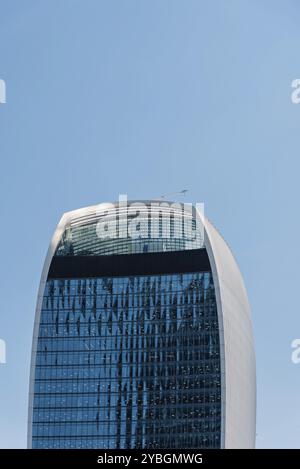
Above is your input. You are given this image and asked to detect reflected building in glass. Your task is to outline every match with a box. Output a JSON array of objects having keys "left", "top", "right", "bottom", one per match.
[{"left": 28, "top": 200, "right": 256, "bottom": 449}]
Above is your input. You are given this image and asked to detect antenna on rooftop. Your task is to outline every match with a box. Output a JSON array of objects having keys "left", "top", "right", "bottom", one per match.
[{"left": 157, "top": 189, "right": 188, "bottom": 201}]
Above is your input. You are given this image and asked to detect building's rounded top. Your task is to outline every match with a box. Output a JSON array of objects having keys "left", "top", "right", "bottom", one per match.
[{"left": 56, "top": 199, "right": 205, "bottom": 257}]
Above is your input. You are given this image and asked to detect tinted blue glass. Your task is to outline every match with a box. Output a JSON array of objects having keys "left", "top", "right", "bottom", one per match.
[
  {"left": 55, "top": 209, "right": 203, "bottom": 256},
  {"left": 32, "top": 271, "right": 221, "bottom": 449}
]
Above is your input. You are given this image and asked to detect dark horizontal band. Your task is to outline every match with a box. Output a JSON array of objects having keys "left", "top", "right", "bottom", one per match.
[
  {"left": 47, "top": 249, "right": 211, "bottom": 279},
  {"left": 0, "top": 449, "right": 296, "bottom": 463}
]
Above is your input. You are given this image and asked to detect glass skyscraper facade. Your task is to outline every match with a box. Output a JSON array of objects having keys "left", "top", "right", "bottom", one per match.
[
  {"left": 28, "top": 201, "right": 256, "bottom": 449},
  {"left": 33, "top": 272, "right": 220, "bottom": 449}
]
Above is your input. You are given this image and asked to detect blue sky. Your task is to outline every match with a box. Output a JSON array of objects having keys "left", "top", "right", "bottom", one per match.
[{"left": 0, "top": 0, "right": 300, "bottom": 448}]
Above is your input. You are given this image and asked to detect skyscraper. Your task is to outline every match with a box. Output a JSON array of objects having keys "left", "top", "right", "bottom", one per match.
[{"left": 28, "top": 200, "right": 256, "bottom": 449}]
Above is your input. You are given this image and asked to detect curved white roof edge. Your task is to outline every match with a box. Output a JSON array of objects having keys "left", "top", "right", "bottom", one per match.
[{"left": 200, "top": 210, "right": 256, "bottom": 448}]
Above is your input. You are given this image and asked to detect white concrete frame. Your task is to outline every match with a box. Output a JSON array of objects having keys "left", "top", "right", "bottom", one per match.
[
  {"left": 201, "top": 213, "right": 256, "bottom": 448},
  {"left": 28, "top": 202, "right": 256, "bottom": 448}
]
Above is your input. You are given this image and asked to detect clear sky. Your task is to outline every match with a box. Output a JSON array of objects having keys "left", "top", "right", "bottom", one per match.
[{"left": 0, "top": 0, "right": 300, "bottom": 448}]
